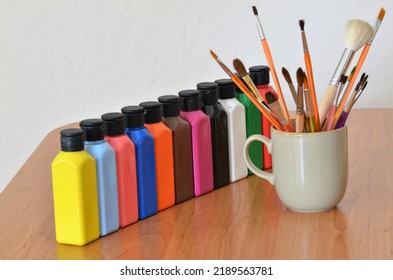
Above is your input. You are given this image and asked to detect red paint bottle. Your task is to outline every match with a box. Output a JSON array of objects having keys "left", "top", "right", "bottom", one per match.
[
  {"left": 101, "top": 112, "right": 138, "bottom": 227},
  {"left": 249, "top": 66, "right": 277, "bottom": 170}
]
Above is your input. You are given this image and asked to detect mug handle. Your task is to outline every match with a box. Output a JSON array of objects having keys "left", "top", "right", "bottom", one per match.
[{"left": 243, "top": 134, "right": 275, "bottom": 185}]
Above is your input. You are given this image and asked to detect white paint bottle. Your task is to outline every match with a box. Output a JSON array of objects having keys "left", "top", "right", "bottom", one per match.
[{"left": 215, "top": 78, "right": 248, "bottom": 182}]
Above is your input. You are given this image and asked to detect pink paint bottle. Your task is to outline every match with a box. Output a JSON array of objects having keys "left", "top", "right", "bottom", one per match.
[
  {"left": 101, "top": 112, "right": 138, "bottom": 227},
  {"left": 178, "top": 89, "right": 214, "bottom": 196}
]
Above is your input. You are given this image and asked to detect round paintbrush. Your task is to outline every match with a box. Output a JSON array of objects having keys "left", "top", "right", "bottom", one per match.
[
  {"left": 319, "top": 19, "right": 374, "bottom": 123},
  {"left": 265, "top": 91, "right": 293, "bottom": 132},
  {"left": 296, "top": 68, "right": 305, "bottom": 133},
  {"left": 281, "top": 67, "right": 297, "bottom": 106}
]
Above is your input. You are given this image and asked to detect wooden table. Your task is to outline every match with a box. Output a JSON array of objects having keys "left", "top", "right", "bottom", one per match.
[{"left": 0, "top": 109, "right": 392, "bottom": 260}]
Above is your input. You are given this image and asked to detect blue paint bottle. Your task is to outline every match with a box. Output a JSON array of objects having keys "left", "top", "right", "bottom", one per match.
[
  {"left": 79, "top": 119, "right": 119, "bottom": 236},
  {"left": 121, "top": 106, "right": 158, "bottom": 219}
]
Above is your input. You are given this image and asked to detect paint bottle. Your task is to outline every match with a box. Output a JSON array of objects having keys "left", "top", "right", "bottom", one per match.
[
  {"left": 51, "top": 128, "right": 99, "bottom": 246},
  {"left": 249, "top": 65, "right": 277, "bottom": 169},
  {"left": 121, "top": 105, "right": 158, "bottom": 219},
  {"left": 215, "top": 78, "right": 248, "bottom": 182},
  {"left": 158, "top": 95, "right": 194, "bottom": 204},
  {"left": 101, "top": 112, "right": 138, "bottom": 227},
  {"left": 139, "top": 101, "right": 175, "bottom": 211},
  {"left": 197, "top": 82, "right": 230, "bottom": 189},
  {"left": 234, "top": 76, "right": 263, "bottom": 175},
  {"left": 79, "top": 119, "right": 119, "bottom": 236},
  {"left": 178, "top": 89, "right": 214, "bottom": 196}
]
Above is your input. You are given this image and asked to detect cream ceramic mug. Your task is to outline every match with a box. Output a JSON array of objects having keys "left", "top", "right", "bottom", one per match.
[{"left": 243, "top": 126, "right": 348, "bottom": 212}]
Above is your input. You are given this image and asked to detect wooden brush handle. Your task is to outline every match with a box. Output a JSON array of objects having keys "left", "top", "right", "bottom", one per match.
[
  {"left": 304, "top": 54, "right": 320, "bottom": 131},
  {"left": 319, "top": 84, "right": 337, "bottom": 124},
  {"left": 296, "top": 113, "right": 304, "bottom": 133}
]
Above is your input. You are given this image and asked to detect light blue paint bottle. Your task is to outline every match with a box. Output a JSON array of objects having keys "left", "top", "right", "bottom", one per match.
[
  {"left": 80, "top": 119, "right": 119, "bottom": 236},
  {"left": 121, "top": 106, "right": 158, "bottom": 219}
]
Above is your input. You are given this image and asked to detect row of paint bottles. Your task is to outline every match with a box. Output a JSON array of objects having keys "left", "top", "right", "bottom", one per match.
[{"left": 51, "top": 76, "right": 260, "bottom": 246}]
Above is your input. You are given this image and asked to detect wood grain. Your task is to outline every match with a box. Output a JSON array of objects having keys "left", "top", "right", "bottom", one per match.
[{"left": 0, "top": 109, "right": 392, "bottom": 259}]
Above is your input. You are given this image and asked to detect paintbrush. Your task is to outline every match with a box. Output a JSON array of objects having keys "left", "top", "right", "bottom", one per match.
[
  {"left": 303, "top": 74, "right": 316, "bottom": 132},
  {"left": 233, "top": 58, "right": 264, "bottom": 103},
  {"left": 318, "top": 19, "right": 374, "bottom": 123},
  {"left": 252, "top": 6, "right": 291, "bottom": 124},
  {"left": 334, "top": 8, "right": 385, "bottom": 127},
  {"left": 296, "top": 68, "right": 305, "bottom": 133},
  {"left": 209, "top": 50, "right": 284, "bottom": 131},
  {"left": 299, "top": 19, "right": 320, "bottom": 131},
  {"left": 335, "top": 74, "right": 368, "bottom": 129},
  {"left": 281, "top": 67, "right": 297, "bottom": 106},
  {"left": 265, "top": 92, "right": 294, "bottom": 132},
  {"left": 323, "top": 75, "right": 348, "bottom": 131},
  {"left": 233, "top": 58, "right": 293, "bottom": 132}
]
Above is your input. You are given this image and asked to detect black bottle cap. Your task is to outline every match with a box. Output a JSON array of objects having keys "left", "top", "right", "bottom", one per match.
[
  {"left": 121, "top": 105, "right": 145, "bottom": 128},
  {"left": 178, "top": 89, "right": 202, "bottom": 111},
  {"left": 196, "top": 82, "right": 219, "bottom": 106},
  {"left": 60, "top": 128, "right": 85, "bottom": 152},
  {"left": 214, "top": 78, "right": 235, "bottom": 99},
  {"left": 158, "top": 95, "right": 181, "bottom": 117},
  {"left": 139, "top": 101, "right": 163, "bottom": 123},
  {"left": 101, "top": 112, "right": 125, "bottom": 136},
  {"left": 249, "top": 65, "right": 270, "bottom": 85},
  {"left": 234, "top": 73, "right": 244, "bottom": 94},
  {"left": 79, "top": 119, "right": 105, "bottom": 141}
]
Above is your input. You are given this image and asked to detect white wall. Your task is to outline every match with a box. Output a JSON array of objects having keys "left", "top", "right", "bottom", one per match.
[{"left": 1, "top": 0, "right": 392, "bottom": 192}]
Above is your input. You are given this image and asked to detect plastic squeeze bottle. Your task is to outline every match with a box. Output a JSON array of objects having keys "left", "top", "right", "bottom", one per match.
[
  {"left": 249, "top": 65, "right": 277, "bottom": 169},
  {"left": 101, "top": 112, "right": 138, "bottom": 227},
  {"left": 139, "top": 101, "right": 175, "bottom": 211},
  {"left": 197, "top": 82, "right": 230, "bottom": 189},
  {"left": 51, "top": 128, "right": 100, "bottom": 246},
  {"left": 234, "top": 76, "right": 263, "bottom": 174},
  {"left": 121, "top": 105, "right": 158, "bottom": 219},
  {"left": 178, "top": 89, "right": 214, "bottom": 196},
  {"left": 80, "top": 119, "right": 120, "bottom": 236},
  {"left": 215, "top": 78, "right": 248, "bottom": 182},
  {"left": 158, "top": 95, "right": 194, "bottom": 204}
]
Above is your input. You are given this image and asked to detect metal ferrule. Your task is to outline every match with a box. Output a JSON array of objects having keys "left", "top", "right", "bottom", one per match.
[
  {"left": 369, "top": 20, "right": 381, "bottom": 44},
  {"left": 255, "top": 18, "right": 266, "bottom": 40},
  {"left": 296, "top": 86, "right": 304, "bottom": 114},
  {"left": 329, "top": 48, "right": 354, "bottom": 86},
  {"left": 301, "top": 32, "right": 309, "bottom": 52}
]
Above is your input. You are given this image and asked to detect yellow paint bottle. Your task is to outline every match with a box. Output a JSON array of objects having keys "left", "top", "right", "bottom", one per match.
[{"left": 51, "top": 128, "right": 100, "bottom": 246}]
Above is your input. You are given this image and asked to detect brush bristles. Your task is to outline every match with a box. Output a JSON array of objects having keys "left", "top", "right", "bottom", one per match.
[
  {"left": 265, "top": 92, "right": 277, "bottom": 104},
  {"left": 233, "top": 58, "right": 248, "bottom": 77},
  {"left": 296, "top": 68, "right": 305, "bottom": 85},
  {"left": 345, "top": 19, "right": 374, "bottom": 51},
  {"left": 252, "top": 6, "right": 258, "bottom": 16},
  {"left": 210, "top": 49, "right": 217, "bottom": 60},
  {"left": 340, "top": 75, "right": 348, "bottom": 84},
  {"left": 282, "top": 67, "right": 292, "bottom": 84},
  {"left": 299, "top": 20, "right": 305, "bottom": 31},
  {"left": 378, "top": 8, "right": 386, "bottom": 21}
]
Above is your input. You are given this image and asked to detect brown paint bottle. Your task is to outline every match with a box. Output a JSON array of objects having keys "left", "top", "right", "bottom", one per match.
[{"left": 158, "top": 95, "right": 194, "bottom": 204}]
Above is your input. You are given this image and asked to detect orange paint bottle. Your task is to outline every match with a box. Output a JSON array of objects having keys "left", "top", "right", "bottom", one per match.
[{"left": 139, "top": 102, "right": 175, "bottom": 211}]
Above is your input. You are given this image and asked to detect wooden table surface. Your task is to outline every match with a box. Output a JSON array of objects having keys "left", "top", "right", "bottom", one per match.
[{"left": 0, "top": 109, "right": 392, "bottom": 260}]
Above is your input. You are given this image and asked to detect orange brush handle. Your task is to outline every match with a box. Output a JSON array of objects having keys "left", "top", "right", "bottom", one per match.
[
  {"left": 261, "top": 39, "right": 292, "bottom": 126},
  {"left": 231, "top": 75, "right": 285, "bottom": 131},
  {"left": 334, "top": 44, "right": 370, "bottom": 126},
  {"left": 304, "top": 53, "right": 320, "bottom": 131}
]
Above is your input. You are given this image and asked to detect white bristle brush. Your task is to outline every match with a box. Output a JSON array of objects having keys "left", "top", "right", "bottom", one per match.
[{"left": 318, "top": 19, "right": 373, "bottom": 123}]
